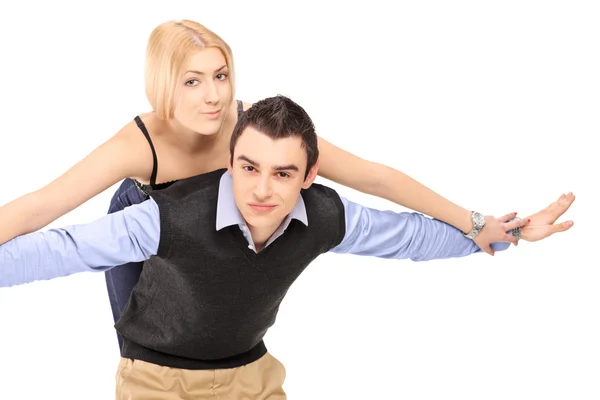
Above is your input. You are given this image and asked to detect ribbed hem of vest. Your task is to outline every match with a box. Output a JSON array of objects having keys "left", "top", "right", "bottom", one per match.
[{"left": 121, "top": 339, "right": 268, "bottom": 370}]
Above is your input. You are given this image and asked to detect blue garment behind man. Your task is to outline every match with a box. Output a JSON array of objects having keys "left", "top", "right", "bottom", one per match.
[{"left": 105, "top": 178, "right": 146, "bottom": 351}]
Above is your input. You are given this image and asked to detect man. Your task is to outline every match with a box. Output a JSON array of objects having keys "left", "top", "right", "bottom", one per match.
[{"left": 0, "top": 96, "right": 574, "bottom": 399}]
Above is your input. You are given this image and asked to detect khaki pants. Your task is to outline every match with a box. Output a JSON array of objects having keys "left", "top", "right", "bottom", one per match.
[{"left": 115, "top": 353, "right": 287, "bottom": 399}]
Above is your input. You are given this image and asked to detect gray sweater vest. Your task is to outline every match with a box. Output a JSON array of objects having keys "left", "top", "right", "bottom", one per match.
[{"left": 115, "top": 169, "right": 346, "bottom": 369}]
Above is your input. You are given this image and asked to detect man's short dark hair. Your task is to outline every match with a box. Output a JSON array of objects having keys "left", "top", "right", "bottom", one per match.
[{"left": 229, "top": 95, "right": 319, "bottom": 178}]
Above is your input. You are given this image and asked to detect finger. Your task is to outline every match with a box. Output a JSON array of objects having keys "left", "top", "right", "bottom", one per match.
[
  {"left": 550, "top": 220, "right": 574, "bottom": 234},
  {"left": 557, "top": 192, "right": 576, "bottom": 215},
  {"left": 503, "top": 218, "right": 530, "bottom": 231},
  {"left": 480, "top": 244, "right": 495, "bottom": 256},
  {"left": 503, "top": 233, "right": 518, "bottom": 246},
  {"left": 498, "top": 212, "right": 518, "bottom": 222},
  {"left": 548, "top": 193, "right": 576, "bottom": 220}
]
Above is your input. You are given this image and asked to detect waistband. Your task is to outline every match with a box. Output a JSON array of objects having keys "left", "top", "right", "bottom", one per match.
[{"left": 121, "top": 338, "right": 268, "bottom": 370}]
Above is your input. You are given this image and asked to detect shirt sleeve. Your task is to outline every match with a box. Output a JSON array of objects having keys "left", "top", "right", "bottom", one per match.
[
  {"left": 330, "top": 196, "right": 510, "bottom": 261},
  {"left": 0, "top": 198, "right": 161, "bottom": 288}
]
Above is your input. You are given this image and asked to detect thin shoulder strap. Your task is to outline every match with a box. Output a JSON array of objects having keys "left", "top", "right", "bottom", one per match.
[
  {"left": 134, "top": 116, "right": 158, "bottom": 186},
  {"left": 236, "top": 100, "right": 244, "bottom": 118}
]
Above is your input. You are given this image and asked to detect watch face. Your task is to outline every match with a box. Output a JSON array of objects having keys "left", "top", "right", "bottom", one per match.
[{"left": 473, "top": 212, "right": 485, "bottom": 228}]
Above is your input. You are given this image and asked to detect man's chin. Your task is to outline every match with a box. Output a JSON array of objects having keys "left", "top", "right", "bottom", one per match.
[{"left": 242, "top": 213, "right": 281, "bottom": 230}]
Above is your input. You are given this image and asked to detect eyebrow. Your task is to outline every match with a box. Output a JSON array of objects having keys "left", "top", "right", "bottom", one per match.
[
  {"left": 184, "top": 65, "right": 228, "bottom": 75},
  {"left": 237, "top": 155, "right": 299, "bottom": 172}
]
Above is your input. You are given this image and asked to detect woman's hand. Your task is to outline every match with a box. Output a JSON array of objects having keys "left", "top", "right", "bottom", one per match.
[
  {"left": 473, "top": 192, "right": 575, "bottom": 254},
  {"left": 520, "top": 192, "right": 575, "bottom": 242}
]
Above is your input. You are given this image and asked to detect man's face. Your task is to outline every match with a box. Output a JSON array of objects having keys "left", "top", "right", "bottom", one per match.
[{"left": 228, "top": 126, "right": 318, "bottom": 233}]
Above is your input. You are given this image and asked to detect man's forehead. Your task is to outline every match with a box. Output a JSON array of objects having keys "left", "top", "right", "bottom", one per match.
[
  {"left": 237, "top": 126, "right": 301, "bottom": 143},
  {"left": 234, "top": 128, "right": 307, "bottom": 166}
]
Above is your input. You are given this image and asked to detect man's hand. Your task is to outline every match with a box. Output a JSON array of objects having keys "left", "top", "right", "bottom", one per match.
[
  {"left": 520, "top": 192, "right": 575, "bottom": 242},
  {"left": 474, "top": 213, "right": 530, "bottom": 255}
]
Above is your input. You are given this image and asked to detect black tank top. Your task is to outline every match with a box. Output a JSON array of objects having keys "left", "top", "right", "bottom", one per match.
[{"left": 133, "top": 100, "right": 245, "bottom": 196}]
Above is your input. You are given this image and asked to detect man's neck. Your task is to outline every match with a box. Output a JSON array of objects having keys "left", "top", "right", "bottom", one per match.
[{"left": 248, "top": 221, "right": 283, "bottom": 252}]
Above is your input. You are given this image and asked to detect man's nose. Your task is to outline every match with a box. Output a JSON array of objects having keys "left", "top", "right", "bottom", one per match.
[{"left": 254, "top": 176, "right": 273, "bottom": 199}]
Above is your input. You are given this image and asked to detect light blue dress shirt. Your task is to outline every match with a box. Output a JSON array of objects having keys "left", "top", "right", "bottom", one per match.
[{"left": 0, "top": 172, "right": 509, "bottom": 287}]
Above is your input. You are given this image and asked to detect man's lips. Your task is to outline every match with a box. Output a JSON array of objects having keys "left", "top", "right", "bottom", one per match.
[{"left": 248, "top": 204, "right": 276, "bottom": 212}]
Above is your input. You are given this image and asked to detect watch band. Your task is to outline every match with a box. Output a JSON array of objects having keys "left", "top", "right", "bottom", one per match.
[
  {"left": 508, "top": 216, "right": 522, "bottom": 241},
  {"left": 464, "top": 211, "right": 486, "bottom": 239}
]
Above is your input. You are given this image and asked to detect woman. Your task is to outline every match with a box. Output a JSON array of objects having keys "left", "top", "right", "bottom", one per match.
[{"left": 0, "top": 20, "right": 519, "bottom": 348}]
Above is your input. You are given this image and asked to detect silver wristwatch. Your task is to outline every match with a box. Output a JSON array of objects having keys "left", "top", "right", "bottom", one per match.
[{"left": 464, "top": 211, "right": 486, "bottom": 239}]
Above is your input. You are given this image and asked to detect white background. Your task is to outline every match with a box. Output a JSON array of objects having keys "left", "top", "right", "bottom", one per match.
[{"left": 0, "top": 1, "right": 597, "bottom": 399}]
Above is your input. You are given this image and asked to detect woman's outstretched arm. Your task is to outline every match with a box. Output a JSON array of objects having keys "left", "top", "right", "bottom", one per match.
[
  {"left": 0, "top": 120, "right": 151, "bottom": 245},
  {"left": 316, "top": 136, "right": 514, "bottom": 255}
]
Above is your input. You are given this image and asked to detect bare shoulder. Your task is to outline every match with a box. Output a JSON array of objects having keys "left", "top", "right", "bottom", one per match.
[
  {"left": 242, "top": 101, "right": 253, "bottom": 111},
  {"left": 116, "top": 111, "right": 165, "bottom": 141},
  {"left": 105, "top": 112, "right": 160, "bottom": 180}
]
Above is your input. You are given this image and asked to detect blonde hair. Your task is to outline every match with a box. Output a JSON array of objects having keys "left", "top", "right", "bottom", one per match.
[{"left": 145, "top": 20, "right": 235, "bottom": 120}]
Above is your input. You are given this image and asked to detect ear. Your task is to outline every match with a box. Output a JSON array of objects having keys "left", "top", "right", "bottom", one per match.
[
  {"left": 301, "top": 159, "right": 320, "bottom": 189},
  {"left": 227, "top": 156, "right": 233, "bottom": 174}
]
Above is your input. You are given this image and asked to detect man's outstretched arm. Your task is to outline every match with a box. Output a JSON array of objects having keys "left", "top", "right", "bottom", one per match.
[
  {"left": 331, "top": 197, "right": 519, "bottom": 261},
  {"left": 0, "top": 199, "right": 160, "bottom": 288}
]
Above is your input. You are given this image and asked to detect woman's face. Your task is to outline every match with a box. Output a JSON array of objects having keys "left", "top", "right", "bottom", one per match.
[{"left": 173, "top": 47, "right": 233, "bottom": 136}]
